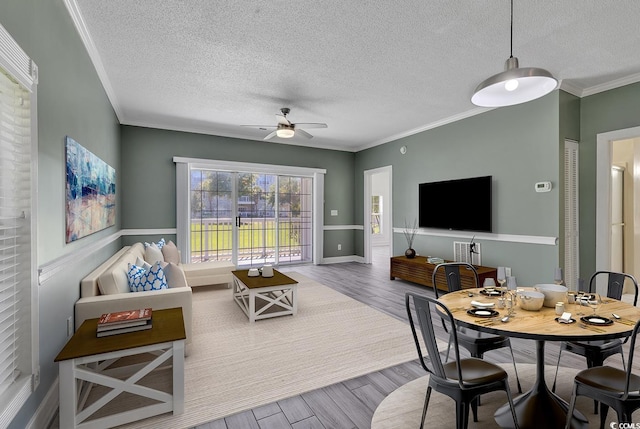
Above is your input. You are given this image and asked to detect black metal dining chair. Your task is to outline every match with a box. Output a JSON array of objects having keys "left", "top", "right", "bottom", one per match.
[
  {"left": 432, "top": 262, "right": 522, "bottom": 393},
  {"left": 406, "top": 292, "right": 520, "bottom": 429},
  {"left": 552, "top": 270, "right": 639, "bottom": 414},
  {"left": 564, "top": 319, "right": 640, "bottom": 429}
]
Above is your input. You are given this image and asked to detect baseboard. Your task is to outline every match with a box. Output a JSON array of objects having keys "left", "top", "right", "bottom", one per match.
[
  {"left": 26, "top": 377, "right": 58, "bottom": 429},
  {"left": 321, "top": 255, "right": 365, "bottom": 264}
]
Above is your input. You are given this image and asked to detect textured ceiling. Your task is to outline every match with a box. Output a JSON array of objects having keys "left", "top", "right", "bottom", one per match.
[{"left": 68, "top": 0, "right": 640, "bottom": 152}]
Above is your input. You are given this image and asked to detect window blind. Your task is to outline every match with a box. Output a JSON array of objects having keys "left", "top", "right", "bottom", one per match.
[
  {"left": 0, "top": 66, "right": 31, "bottom": 401},
  {"left": 564, "top": 140, "right": 579, "bottom": 291}
]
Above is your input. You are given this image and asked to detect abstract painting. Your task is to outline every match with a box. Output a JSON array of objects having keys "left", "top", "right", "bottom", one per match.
[{"left": 65, "top": 136, "right": 116, "bottom": 242}]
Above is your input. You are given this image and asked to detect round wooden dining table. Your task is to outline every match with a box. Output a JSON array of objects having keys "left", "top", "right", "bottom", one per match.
[{"left": 438, "top": 288, "right": 640, "bottom": 429}]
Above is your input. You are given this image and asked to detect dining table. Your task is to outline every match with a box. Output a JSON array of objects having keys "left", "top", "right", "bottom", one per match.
[{"left": 437, "top": 287, "right": 640, "bottom": 429}]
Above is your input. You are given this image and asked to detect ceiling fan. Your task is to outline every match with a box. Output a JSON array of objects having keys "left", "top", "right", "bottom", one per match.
[{"left": 242, "top": 108, "right": 327, "bottom": 140}]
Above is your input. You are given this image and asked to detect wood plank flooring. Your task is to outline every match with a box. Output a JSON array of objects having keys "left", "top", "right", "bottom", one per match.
[{"left": 48, "top": 247, "right": 625, "bottom": 429}]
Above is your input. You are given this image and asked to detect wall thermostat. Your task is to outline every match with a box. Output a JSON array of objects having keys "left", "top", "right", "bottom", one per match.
[{"left": 535, "top": 181, "right": 552, "bottom": 192}]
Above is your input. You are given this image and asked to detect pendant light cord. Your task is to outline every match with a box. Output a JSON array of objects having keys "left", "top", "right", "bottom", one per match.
[{"left": 509, "top": 0, "right": 513, "bottom": 58}]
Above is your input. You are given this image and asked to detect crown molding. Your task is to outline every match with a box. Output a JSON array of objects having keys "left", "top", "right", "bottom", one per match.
[
  {"left": 63, "top": 0, "right": 123, "bottom": 121},
  {"left": 558, "top": 80, "right": 583, "bottom": 97},
  {"left": 581, "top": 72, "right": 640, "bottom": 98}
]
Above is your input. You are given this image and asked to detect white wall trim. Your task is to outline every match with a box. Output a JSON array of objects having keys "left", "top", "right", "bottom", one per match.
[
  {"left": 323, "top": 225, "right": 364, "bottom": 230},
  {"left": 582, "top": 72, "right": 640, "bottom": 98},
  {"left": 393, "top": 228, "right": 558, "bottom": 246},
  {"left": 26, "top": 378, "right": 58, "bottom": 429},
  {"left": 321, "top": 255, "right": 365, "bottom": 264},
  {"left": 121, "top": 228, "right": 177, "bottom": 236}
]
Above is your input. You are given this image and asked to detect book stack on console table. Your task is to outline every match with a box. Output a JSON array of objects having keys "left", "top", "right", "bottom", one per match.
[{"left": 96, "top": 308, "right": 152, "bottom": 337}]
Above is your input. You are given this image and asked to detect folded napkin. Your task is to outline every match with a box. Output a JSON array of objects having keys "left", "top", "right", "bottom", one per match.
[
  {"left": 470, "top": 300, "right": 495, "bottom": 308},
  {"left": 558, "top": 312, "right": 573, "bottom": 323}
]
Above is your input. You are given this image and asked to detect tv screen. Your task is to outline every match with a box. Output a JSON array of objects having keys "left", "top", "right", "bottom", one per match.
[{"left": 418, "top": 176, "right": 492, "bottom": 233}]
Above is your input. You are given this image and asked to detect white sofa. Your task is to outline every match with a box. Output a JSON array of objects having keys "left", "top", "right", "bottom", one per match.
[{"left": 75, "top": 242, "right": 236, "bottom": 343}]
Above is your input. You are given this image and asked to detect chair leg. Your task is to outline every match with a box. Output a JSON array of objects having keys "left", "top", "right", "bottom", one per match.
[
  {"left": 504, "top": 384, "right": 520, "bottom": 429},
  {"left": 455, "top": 400, "right": 470, "bottom": 429},
  {"left": 552, "top": 346, "right": 563, "bottom": 393},
  {"left": 445, "top": 334, "right": 453, "bottom": 362},
  {"left": 470, "top": 396, "right": 479, "bottom": 422},
  {"left": 507, "top": 342, "right": 523, "bottom": 393},
  {"left": 599, "top": 403, "right": 609, "bottom": 429},
  {"left": 420, "top": 386, "right": 432, "bottom": 429},
  {"left": 565, "top": 384, "right": 578, "bottom": 429}
]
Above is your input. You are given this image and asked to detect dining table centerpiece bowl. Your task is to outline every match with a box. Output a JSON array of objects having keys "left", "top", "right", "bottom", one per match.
[
  {"left": 534, "top": 283, "right": 568, "bottom": 308},
  {"left": 518, "top": 290, "right": 545, "bottom": 311}
]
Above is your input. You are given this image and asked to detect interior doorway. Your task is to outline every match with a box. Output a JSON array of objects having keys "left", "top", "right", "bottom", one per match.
[
  {"left": 596, "top": 127, "right": 640, "bottom": 285},
  {"left": 364, "top": 166, "right": 392, "bottom": 265}
]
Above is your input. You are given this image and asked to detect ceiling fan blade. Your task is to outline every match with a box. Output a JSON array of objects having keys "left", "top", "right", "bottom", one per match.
[
  {"left": 294, "top": 122, "right": 327, "bottom": 129},
  {"left": 295, "top": 129, "right": 313, "bottom": 139},
  {"left": 263, "top": 130, "right": 278, "bottom": 140},
  {"left": 276, "top": 113, "right": 291, "bottom": 126},
  {"left": 241, "top": 124, "right": 277, "bottom": 129}
]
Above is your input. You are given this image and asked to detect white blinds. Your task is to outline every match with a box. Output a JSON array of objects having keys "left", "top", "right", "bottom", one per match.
[
  {"left": 0, "top": 67, "right": 31, "bottom": 399},
  {"left": 564, "top": 140, "right": 579, "bottom": 291}
]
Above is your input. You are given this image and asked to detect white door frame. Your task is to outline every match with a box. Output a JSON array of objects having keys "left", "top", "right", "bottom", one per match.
[
  {"left": 596, "top": 126, "right": 640, "bottom": 278},
  {"left": 364, "top": 166, "right": 393, "bottom": 264}
]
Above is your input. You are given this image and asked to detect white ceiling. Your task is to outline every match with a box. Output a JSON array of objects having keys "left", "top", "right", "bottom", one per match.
[{"left": 68, "top": 0, "right": 640, "bottom": 152}]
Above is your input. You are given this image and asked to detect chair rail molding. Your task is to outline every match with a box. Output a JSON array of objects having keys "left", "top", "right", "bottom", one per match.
[{"left": 393, "top": 228, "right": 558, "bottom": 246}]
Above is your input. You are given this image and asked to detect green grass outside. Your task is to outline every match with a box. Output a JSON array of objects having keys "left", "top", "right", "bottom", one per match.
[{"left": 190, "top": 219, "right": 306, "bottom": 252}]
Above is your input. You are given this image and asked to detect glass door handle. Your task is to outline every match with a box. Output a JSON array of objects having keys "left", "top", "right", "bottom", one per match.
[{"left": 236, "top": 216, "right": 240, "bottom": 227}]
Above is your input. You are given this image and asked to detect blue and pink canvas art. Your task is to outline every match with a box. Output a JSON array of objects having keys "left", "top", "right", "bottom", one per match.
[{"left": 65, "top": 136, "right": 116, "bottom": 242}]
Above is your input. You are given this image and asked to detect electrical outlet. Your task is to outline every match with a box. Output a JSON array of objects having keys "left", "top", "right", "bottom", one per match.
[
  {"left": 67, "top": 316, "right": 73, "bottom": 337},
  {"left": 338, "top": 244, "right": 342, "bottom": 250},
  {"left": 505, "top": 267, "right": 512, "bottom": 276}
]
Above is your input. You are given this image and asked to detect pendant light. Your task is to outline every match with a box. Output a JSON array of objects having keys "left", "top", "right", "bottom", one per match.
[{"left": 471, "top": 0, "right": 557, "bottom": 107}]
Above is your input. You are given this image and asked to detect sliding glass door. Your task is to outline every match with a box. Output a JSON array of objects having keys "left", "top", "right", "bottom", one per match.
[{"left": 189, "top": 168, "right": 313, "bottom": 267}]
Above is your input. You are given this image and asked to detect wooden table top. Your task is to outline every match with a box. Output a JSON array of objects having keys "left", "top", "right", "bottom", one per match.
[
  {"left": 438, "top": 288, "right": 640, "bottom": 342},
  {"left": 232, "top": 269, "right": 297, "bottom": 289},
  {"left": 55, "top": 307, "right": 186, "bottom": 362}
]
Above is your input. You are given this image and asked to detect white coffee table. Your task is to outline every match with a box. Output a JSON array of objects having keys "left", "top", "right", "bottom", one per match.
[{"left": 232, "top": 269, "right": 298, "bottom": 322}]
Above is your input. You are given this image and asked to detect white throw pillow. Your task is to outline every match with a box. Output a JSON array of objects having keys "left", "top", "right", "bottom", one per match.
[
  {"left": 144, "top": 243, "right": 165, "bottom": 264},
  {"left": 163, "top": 262, "right": 188, "bottom": 288},
  {"left": 98, "top": 264, "right": 130, "bottom": 295},
  {"left": 161, "top": 240, "right": 180, "bottom": 264}
]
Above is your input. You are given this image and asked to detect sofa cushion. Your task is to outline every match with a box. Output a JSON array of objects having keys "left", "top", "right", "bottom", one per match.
[
  {"left": 161, "top": 240, "right": 180, "bottom": 264},
  {"left": 136, "top": 256, "right": 152, "bottom": 271},
  {"left": 98, "top": 261, "right": 131, "bottom": 295},
  {"left": 144, "top": 243, "right": 165, "bottom": 264},
  {"left": 163, "top": 262, "right": 189, "bottom": 288},
  {"left": 128, "top": 261, "right": 168, "bottom": 292}
]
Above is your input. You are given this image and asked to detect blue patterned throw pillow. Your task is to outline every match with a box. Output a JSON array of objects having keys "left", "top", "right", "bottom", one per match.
[
  {"left": 144, "top": 238, "right": 166, "bottom": 249},
  {"left": 127, "top": 261, "right": 168, "bottom": 292}
]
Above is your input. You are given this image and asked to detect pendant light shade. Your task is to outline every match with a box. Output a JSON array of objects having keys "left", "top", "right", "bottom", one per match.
[{"left": 471, "top": 1, "right": 557, "bottom": 107}]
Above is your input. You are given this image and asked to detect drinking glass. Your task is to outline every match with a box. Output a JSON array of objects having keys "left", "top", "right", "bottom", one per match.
[
  {"left": 554, "top": 267, "right": 564, "bottom": 285},
  {"left": 588, "top": 293, "right": 602, "bottom": 316},
  {"left": 497, "top": 267, "right": 507, "bottom": 294}
]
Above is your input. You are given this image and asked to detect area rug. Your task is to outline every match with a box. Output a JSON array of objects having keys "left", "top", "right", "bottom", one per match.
[
  {"left": 110, "top": 272, "right": 420, "bottom": 428},
  {"left": 371, "top": 363, "right": 640, "bottom": 428}
]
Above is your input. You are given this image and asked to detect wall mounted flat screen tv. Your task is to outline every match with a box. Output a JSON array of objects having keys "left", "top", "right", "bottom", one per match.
[{"left": 418, "top": 176, "right": 492, "bottom": 233}]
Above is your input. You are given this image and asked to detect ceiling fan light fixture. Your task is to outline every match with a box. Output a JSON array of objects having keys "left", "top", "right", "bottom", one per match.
[
  {"left": 276, "top": 127, "right": 295, "bottom": 138},
  {"left": 471, "top": 1, "right": 557, "bottom": 107}
]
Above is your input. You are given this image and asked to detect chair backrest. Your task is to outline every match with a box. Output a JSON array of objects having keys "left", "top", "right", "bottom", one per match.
[
  {"left": 405, "top": 292, "right": 464, "bottom": 387},
  {"left": 432, "top": 262, "right": 479, "bottom": 298},
  {"left": 621, "top": 320, "right": 640, "bottom": 399},
  {"left": 589, "top": 270, "right": 639, "bottom": 306}
]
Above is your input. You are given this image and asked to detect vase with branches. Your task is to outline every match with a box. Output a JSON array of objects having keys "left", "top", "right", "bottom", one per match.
[{"left": 403, "top": 218, "right": 418, "bottom": 258}]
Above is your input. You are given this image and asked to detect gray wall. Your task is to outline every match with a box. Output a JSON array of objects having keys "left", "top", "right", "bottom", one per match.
[
  {"left": 0, "top": 1, "right": 121, "bottom": 428},
  {"left": 579, "top": 82, "right": 640, "bottom": 279},
  {"left": 120, "top": 126, "right": 356, "bottom": 257},
  {"left": 355, "top": 93, "right": 562, "bottom": 285}
]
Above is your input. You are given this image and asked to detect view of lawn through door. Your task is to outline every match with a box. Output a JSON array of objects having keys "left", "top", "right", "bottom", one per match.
[{"left": 190, "top": 169, "right": 313, "bottom": 266}]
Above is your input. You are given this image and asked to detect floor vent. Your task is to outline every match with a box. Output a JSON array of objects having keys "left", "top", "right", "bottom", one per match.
[{"left": 454, "top": 241, "right": 481, "bottom": 265}]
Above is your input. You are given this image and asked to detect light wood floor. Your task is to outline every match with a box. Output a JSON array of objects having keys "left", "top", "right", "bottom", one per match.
[{"left": 48, "top": 248, "right": 627, "bottom": 429}]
